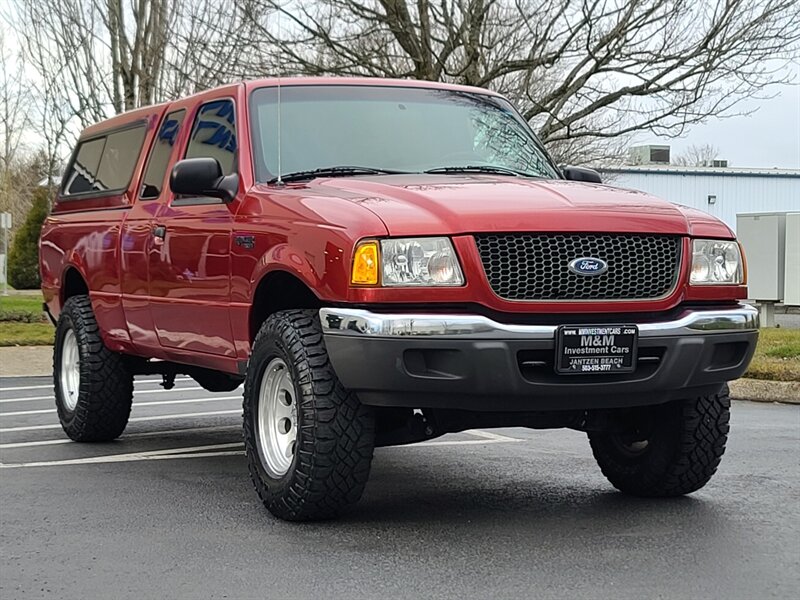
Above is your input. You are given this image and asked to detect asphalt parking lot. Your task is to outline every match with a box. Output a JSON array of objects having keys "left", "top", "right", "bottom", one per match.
[{"left": 1, "top": 376, "right": 798, "bottom": 599}]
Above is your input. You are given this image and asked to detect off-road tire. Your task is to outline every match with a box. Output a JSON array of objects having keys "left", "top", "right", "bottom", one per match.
[
  {"left": 53, "top": 295, "right": 134, "bottom": 441},
  {"left": 243, "top": 309, "right": 375, "bottom": 521},
  {"left": 588, "top": 386, "right": 731, "bottom": 496}
]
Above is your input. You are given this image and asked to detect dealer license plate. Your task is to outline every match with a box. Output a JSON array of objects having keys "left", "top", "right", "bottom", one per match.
[{"left": 555, "top": 325, "right": 638, "bottom": 374}]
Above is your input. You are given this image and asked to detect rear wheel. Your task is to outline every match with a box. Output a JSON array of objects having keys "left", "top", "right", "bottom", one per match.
[
  {"left": 53, "top": 295, "right": 134, "bottom": 442},
  {"left": 588, "top": 386, "right": 731, "bottom": 496},
  {"left": 243, "top": 309, "right": 375, "bottom": 521}
]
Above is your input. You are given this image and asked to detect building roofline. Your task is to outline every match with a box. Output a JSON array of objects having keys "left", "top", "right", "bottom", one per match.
[{"left": 600, "top": 165, "right": 800, "bottom": 179}]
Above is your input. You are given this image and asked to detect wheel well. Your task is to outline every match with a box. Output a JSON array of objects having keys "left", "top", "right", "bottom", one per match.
[
  {"left": 62, "top": 268, "right": 89, "bottom": 303},
  {"left": 250, "top": 271, "right": 321, "bottom": 341}
]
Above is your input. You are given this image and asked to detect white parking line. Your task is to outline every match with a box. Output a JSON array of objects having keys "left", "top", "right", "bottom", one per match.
[
  {"left": 0, "top": 450, "right": 245, "bottom": 469},
  {"left": 0, "top": 386, "right": 215, "bottom": 404},
  {"left": 1, "top": 407, "right": 63, "bottom": 416},
  {"left": 0, "top": 409, "right": 242, "bottom": 433},
  {"left": 412, "top": 439, "right": 518, "bottom": 447},
  {"left": 0, "top": 424, "right": 240, "bottom": 449},
  {"left": 0, "top": 384, "right": 54, "bottom": 393},
  {"left": 0, "top": 443, "right": 244, "bottom": 469},
  {"left": 462, "top": 429, "right": 520, "bottom": 442},
  {"left": 0, "top": 377, "right": 193, "bottom": 393},
  {"left": 0, "top": 384, "right": 52, "bottom": 392},
  {"left": 0, "top": 383, "right": 53, "bottom": 392},
  {"left": 413, "top": 431, "right": 522, "bottom": 447},
  {"left": 0, "top": 430, "right": 522, "bottom": 468},
  {"left": 1, "top": 395, "right": 241, "bottom": 417}
]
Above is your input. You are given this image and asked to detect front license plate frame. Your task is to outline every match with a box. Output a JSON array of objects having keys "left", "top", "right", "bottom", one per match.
[{"left": 555, "top": 325, "right": 638, "bottom": 375}]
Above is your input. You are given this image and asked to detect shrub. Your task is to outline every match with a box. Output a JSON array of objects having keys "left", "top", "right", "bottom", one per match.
[
  {"left": 0, "top": 309, "right": 46, "bottom": 323},
  {"left": 8, "top": 187, "right": 49, "bottom": 290}
]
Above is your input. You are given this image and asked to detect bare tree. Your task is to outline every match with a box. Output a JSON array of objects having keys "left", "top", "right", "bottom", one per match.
[
  {"left": 0, "top": 22, "right": 58, "bottom": 244},
  {"left": 17, "top": 0, "right": 180, "bottom": 118},
  {"left": 674, "top": 143, "right": 722, "bottom": 167},
  {"left": 9, "top": 0, "right": 261, "bottom": 181},
  {"left": 0, "top": 27, "right": 38, "bottom": 228},
  {"left": 104, "top": 0, "right": 178, "bottom": 111},
  {"left": 158, "top": 0, "right": 263, "bottom": 98},
  {"left": 15, "top": 1, "right": 257, "bottom": 123},
  {"left": 242, "top": 0, "right": 800, "bottom": 164},
  {"left": 7, "top": 0, "right": 800, "bottom": 168},
  {"left": 0, "top": 28, "right": 30, "bottom": 175}
]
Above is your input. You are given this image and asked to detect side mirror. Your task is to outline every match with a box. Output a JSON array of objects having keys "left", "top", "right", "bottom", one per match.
[
  {"left": 562, "top": 166, "right": 602, "bottom": 184},
  {"left": 170, "top": 157, "right": 238, "bottom": 202}
]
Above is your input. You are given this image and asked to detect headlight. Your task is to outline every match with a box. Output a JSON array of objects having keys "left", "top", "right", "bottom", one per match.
[
  {"left": 381, "top": 237, "right": 464, "bottom": 286},
  {"left": 690, "top": 239, "right": 743, "bottom": 285}
]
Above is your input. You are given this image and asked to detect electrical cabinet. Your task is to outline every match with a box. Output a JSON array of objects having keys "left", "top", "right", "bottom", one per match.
[
  {"left": 784, "top": 213, "right": 800, "bottom": 306},
  {"left": 736, "top": 213, "right": 786, "bottom": 301}
]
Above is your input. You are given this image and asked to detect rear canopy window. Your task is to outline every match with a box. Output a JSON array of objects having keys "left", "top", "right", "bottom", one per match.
[
  {"left": 63, "top": 138, "right": 105, "bottom": 195},
  {"left": 62, "top": 124, "right": 146, "bottom": 196}
]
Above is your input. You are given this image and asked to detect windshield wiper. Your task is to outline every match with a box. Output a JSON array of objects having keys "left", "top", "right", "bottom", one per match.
[
  {"left": 269, "top": 166, "right": 409, "bottom": 184},
  {"left": 424, "top": 165, "right": 534, "bottom": 177}
]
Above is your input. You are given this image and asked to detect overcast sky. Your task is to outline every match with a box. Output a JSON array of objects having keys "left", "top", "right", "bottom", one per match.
[
  {"left": 641, "top": 64, "right": 800, "bottom": 169},
  {"left": 3, "top": 10, "right": 797, "bottom": 170}
]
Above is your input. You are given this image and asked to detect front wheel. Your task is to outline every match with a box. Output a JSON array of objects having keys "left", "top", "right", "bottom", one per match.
[
  {"left": 588, "top": 386, "right": 731, "bottom": 497},
  {"left": 243, "top": 309, "right": 375, "bottom": 521}
]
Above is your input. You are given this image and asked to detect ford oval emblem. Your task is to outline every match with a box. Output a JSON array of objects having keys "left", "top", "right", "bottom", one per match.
[{"left": 568, "top": 257, "right": 608, "bottom": 276}]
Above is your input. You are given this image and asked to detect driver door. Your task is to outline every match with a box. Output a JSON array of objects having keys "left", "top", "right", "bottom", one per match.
[{"left": 147, "top": 91, "right": 240, "bottom": 358}]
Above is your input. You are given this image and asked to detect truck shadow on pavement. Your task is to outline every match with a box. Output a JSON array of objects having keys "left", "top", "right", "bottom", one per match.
[{"left": 302, "top": 450, "right": 730, "bottom": 535}]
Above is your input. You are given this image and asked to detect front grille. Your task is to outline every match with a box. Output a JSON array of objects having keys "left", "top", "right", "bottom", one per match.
[{"left": 475, "top": 233, "right": 681, "bottom": 301}]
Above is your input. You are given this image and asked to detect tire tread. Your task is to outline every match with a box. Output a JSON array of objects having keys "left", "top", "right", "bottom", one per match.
[
  {"left": 243, "top": 309, "right": 375, "bottom": 520},
  {"left": 54, "top": 295, "right": 133, "bottom": 442},
  {"left": 589, "top": 387, "right": 731, "bottom": 496}
]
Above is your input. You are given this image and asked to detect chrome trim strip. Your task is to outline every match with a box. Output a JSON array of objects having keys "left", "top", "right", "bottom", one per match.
[{"left": 319, "top": 304, "right": 759, "bottom": 339}]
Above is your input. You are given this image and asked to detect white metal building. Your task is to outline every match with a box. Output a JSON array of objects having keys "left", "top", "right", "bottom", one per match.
[{"left": 600, "top": 166, "right": 800, "bottom": 232}]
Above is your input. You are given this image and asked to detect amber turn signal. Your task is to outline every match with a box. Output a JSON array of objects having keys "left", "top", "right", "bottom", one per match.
[{"left": 351, "top": 241, "right": 379, "bottom": 285}]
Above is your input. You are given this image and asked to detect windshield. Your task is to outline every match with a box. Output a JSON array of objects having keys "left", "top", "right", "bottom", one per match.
[{"left": 249, "top": 85, "right": 559, "bottom": 182}]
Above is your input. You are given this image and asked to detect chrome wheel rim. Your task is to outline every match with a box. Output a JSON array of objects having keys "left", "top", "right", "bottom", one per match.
[
  {"left": 59, "top": 328, "right": 80, "bottom": 411},
  {"left": 256, "top": 358, "right": 298, "bottom": 477}
]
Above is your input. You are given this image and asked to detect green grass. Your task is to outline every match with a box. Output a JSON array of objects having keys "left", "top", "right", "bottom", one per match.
[
  {"left": 0, "top": 293, "right": 47, "bottom": 323},
  {"left": 0, "top": 294, "right": 797, "bottom": 382},
  {"left": 0, "top": 321, "right": 54, "bottom": 346},
  {"left": 0, "top": 294, "right": 44, "bottom": 311},
  {"left": 746, "top": 328, "right": 800, "bottom": 382},
  {"left": 0, "top": 292, "right": 52, "bottom": 345}
]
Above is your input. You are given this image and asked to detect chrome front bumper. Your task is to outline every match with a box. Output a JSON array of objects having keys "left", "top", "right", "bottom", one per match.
[
  {"left": 319, "top": 304, "right": 759, "bottom": 411},
  {"left": 320, "top": 304, "right": 759, "bottom": 339}
]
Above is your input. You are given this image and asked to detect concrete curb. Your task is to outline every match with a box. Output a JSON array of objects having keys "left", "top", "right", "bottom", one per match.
[
  {"left": 1, "top": 345, "right": 798, "bottom": 404},
  {"left": 729, "top": 378, "right": 800, "bottom": 404}
]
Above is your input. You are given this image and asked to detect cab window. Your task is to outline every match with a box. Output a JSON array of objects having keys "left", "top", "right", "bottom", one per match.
[
  {"left": 140, "top": 110, "right": 186, "bottom": 199},
  {"left": 185, "top": 99, "right": 237, "bottom": 175}
]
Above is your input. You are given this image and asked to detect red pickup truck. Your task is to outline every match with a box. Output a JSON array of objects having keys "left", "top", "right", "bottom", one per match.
[{"left": 40, "top": 78, "right": 758, "bottom": 521}]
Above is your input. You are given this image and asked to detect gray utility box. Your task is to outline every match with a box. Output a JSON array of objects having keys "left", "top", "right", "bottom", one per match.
[
  {"left": 785, "top": 213, "right": 800, "bottom": 306},
  {"left": 737, "top": 213, "right": 786, "bottom": 302}
]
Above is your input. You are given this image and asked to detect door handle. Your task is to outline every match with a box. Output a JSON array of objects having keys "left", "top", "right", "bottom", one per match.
[{"left": 152, "top": 225, "right": 166, "bottom": 239}]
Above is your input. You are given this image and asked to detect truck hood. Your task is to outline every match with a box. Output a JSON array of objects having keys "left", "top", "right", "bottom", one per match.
[{"left": 307, "top": 174, "right": 733, "bottom": 238}]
